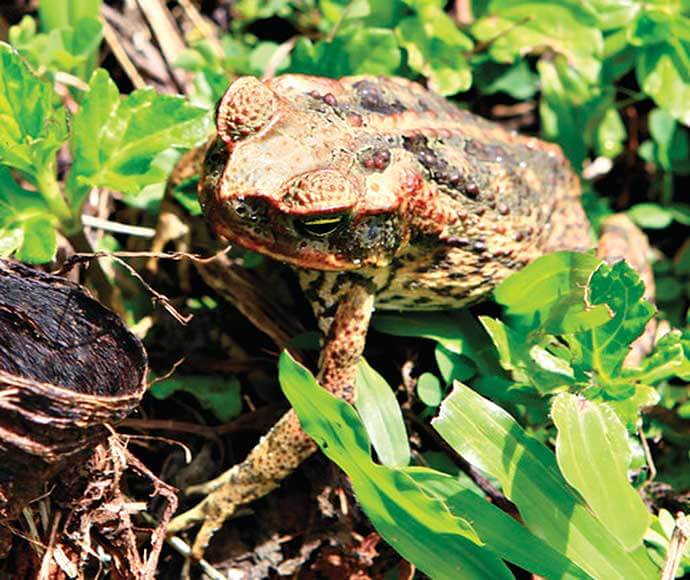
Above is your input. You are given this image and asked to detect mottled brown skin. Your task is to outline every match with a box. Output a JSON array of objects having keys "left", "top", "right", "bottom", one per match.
[{"left": 168, "top": 75, "right": 641, "bottom": 556}]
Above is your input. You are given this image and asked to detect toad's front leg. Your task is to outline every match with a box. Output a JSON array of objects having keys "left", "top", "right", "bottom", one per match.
[{"left": 167, "top": 279, "right": 375, "bottom": 559}]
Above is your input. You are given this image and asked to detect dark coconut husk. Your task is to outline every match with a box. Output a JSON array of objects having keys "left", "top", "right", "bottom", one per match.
[{"left": 0, "top": 258, "right": 172, "bottom": 578}]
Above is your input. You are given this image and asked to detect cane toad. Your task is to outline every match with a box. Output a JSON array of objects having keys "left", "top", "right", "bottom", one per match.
[{"left": 167, "top": 75, "right": 648, "bottom": 556}]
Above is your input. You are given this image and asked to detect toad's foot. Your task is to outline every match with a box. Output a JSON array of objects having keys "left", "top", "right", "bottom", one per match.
[{"left": 166, "top": 282, "right": 375, "bottom": 559}]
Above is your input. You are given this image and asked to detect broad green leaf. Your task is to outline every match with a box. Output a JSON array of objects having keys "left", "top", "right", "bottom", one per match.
[
  {"left": 68, "top": 69, "right": 211, "bottom": 205},
  {"left": 473, "top": 2, "right": 603, "bottom": 82},
  {"left": 628, "top": 203, "right": 674, "bottom": 229},
  {"left": 493, "top": 251, "right": 604, "bottom": 332},
  {"left": 572, "top": 260, "right": 655, "bottom": 382},
  {"left": 0, "top": 43, "right": 68, "bottom": 180},
  {"left": 373, "top": 311, "right": 466, "bottom": 353},
  {"left": 355, "top": 359, "right": 410, "bottom": 468},
  {"left": 608, "top": 385, "right": 660, "bottom": 429},
  {"left": 11, "top": 17, "right": 103, "bottom": 79},
  {"left": 649, "top": 108, "right": 677, "bottom": 170},
  {"left": 150, "top": 374, "right": 242, "bottom": 422},
  {"left": 552, "top": 393, "right": 651, "bottom": 550},
  {"left": 636, "top": 41, "right": 690, "bottom": 125},
  {"left": 411, "top": 470, "right": 591, "bottom": 579},
  {"left": 433, "top": 382, "right": 659, "bottom": 579},
  {"left": 278, "top": 352, "right": 505, "bottom": 580},
  {"left": 396, "top": 6, "right": 473, "bottom": 95}
]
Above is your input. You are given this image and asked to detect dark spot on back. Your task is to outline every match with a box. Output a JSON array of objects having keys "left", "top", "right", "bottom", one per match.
[{"left": 353, "top": 80, "right": 406, "bottom": 115}]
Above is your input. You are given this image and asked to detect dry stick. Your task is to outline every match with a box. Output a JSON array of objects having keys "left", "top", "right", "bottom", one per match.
[
  {"left": 175, "top": 0, "right": 223, "bottom": 57},
  {"left": 102, "top": 4, "right": 171, "bottom": 86},
  {"left": 661, "top": 513, "right": 690, "bottom": 580},
  {"left": 102, "top": 17, "right": 147, "bottom": 89},
  {"left": 638, "top": 425, "right": 657, "bottom": 489},
  {"left": 262, "top": 37, "right": 298, "bottom": 80},
  {"left": 67, "top": 230, "right": 127, "bottom": 318},
  {"left": 58, "top": 250, "right": 192, "bottom": 326},
  {"left": 134, "top": 0, "right": 187, "bottom": 93}
]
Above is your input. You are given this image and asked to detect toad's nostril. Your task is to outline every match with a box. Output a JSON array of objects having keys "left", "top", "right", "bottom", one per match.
[{"left": 226, "top": 197, "right": 269, "bottom": 224}]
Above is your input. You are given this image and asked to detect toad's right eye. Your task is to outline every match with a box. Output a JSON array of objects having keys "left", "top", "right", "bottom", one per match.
[
  {"left": 216, "top": 77, "right": 277, "bottom": 144},
  {"left": 295, "top": 213, "right": 349, "bottom": 239}
]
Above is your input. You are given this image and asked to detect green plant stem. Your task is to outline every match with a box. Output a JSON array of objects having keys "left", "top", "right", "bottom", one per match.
[
  {"left": 661, "top": 171, "right": 674, "bottom": 205},
  {"left": 37, "top": 168, "right": 76, "bottom": 231}
]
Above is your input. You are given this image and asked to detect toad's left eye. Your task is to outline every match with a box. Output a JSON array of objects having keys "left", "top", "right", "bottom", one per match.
[{"left": 295, "top": 214, "right": 348, "bottom": 238}]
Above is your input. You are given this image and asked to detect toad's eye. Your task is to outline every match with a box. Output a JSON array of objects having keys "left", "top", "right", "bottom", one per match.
[{"left": 295, "top": 214, "right": 349, "bottom": 238}]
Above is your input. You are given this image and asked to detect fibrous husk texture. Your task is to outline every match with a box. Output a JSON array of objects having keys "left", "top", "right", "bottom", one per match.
[{"left": 0, "top": 258, "right": 147, "bottom": 523}]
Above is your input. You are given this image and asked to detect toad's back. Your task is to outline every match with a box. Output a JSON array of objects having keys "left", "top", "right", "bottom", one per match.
[{"left": 202, "top": 75, "right": 592, "bottom": 311}]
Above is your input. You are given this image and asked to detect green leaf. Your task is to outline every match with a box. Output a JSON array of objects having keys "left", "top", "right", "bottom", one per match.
[
  {"left": 473, "top": 1, "right": 603, "bottom": 82},
  {"left": 434, "top": 343, "right": 476, "bottom": 384},
  {"left": 290, "top": 28, "right": 401, "bottom": 77},
  {"left": 636, "top": 41, "right": 690, "bottom": 125},
  {"left": 150, "top": 374, "right": 242, "bottom": 422},
  {"left": 628, "top": 203, "right": 674, "bottom": 229},
  {"left": 68, "top": 69, "right": 211, "bottom": 206},
  {"left": 629, "top": 330, "right": 690, "bottom": 384},
  {"left": 396, "top": 6, "right": 473, "bottom": 95},
  {"left": 480, "top": 317, "right": 575, "bottom": 392},
  {"left": 588, "top": 0, "right": 641, "bottom": 30},
  {"left": 411, "top": 471, "right": 591, "bottom": 579},
  {"left": 552, "top": 393, "right": 651, "bottom": 550},
  {"left": 536, "top": 57, "right": 613, "bottom": 167},
  {"left": 373, "top": 310, "right": 503, "bottom": 376},
  {"left": 39, "top": 0, "right": 101, "bottom": 31},
  {"left": 595, "top": 107, "right": 626, "bottom": 158},
  {"left": 493, "top": 251, "right": 604, "bottom": 332},
  {"left": 475, "top": 60, "right": 539, "bottom": 100},
  {"left": 355, "top": 359, "right": 411, "bottom": 468},
  {"left": 278, "top": 352, "right": 505, "bottom": 580},
  {"left": 0, "top": 166, "right": 57, "bottom": 263},
  {"left": 432, "top": 382, "right": 658, "bottom": 579},
  {"left": 0, "top": 43, "right": 68, "bottom": 180},
  {"left": 417, "top": 372, "right": 443, "bottom": 407},
  {"left": 15, "top": 215, "right": 57, "bottom": 263},
  {"left": 571, "top": 260, "right": 655, "bottom": 382}
]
